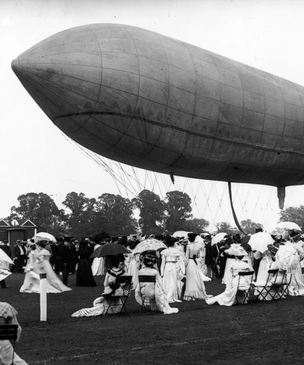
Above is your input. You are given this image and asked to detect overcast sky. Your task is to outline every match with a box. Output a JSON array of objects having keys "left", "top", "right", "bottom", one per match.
[{"left": 1, "top": 0, "right": 304, "bottom": 232}]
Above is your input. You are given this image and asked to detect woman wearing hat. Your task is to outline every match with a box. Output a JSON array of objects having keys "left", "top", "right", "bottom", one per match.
[
  {"left": 183, "top": 233, "right": 211, "bottom": 301},
  {"left": 206, "top": 247, "right": 253, "bottom": 306},
  {"left": 135, "top": 253, "right": 179, "bottom": 314}
]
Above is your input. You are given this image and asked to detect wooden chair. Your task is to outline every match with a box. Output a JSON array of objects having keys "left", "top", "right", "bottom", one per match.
[
  {"left": 0, "top": 324, "right": 18, "bottom": 364},
  {"left": 105, "top": 275, "right": 132, "bottom": 315},
  {"left": 235, "top": 270, "right": 255, "bottom": 304},
  {"left": 138, "top": 275, "right": 157, "bottom": 311}
]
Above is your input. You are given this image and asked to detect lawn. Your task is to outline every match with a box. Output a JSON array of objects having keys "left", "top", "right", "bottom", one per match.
[{"left": 1, "top": 273, "right": 303, "bottom": 365}]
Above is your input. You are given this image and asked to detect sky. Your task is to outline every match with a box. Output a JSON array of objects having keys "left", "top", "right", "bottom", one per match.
[{"left": 1, "top": 0, "right": 304, "bottom": 232}]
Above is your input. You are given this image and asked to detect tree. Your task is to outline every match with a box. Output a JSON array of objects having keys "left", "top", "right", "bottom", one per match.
[
  {"left": 164, "top": 191, "right": 192, "bottom": 234},
  {"left": 279, "top": 206, "right": 304, "bottom": 231},
  {"left": 95, "top": 193, "right": 137, "bottom": 237},
  {"left": 132, "top": 190, "right": 165, "bottom": 235},
  {"left": 62, "top": 192, "right": 97, "bottom": 238},
  {"left": 10, "top": 192, "right": 67, "bottom": 236},
  {"left": 183, "top": 218, "right": 210, "bottom": 233},
  {"left": 215, "top": 221, "right": 239, "bottom": 235},
  {"left": 240, "top": 219, "right": 263, "bottom": 235}
]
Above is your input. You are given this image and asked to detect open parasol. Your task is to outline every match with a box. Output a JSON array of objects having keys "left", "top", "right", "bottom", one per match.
[
  {"left": 33, "top": 232, "right": 57, "bottom": 243},
  {"left": 275, "top": 222, "right": 302, "bottom": 231},
  {"left": 132, "top": 238, "right": 167, "bottom": 254},
  {"left": 172, "top": 231, "right": 189, "bottom": 239},
  {"left": 211, "top": 232, "right": 227, "bottom": 246},
  {"left": 0, "top": 249, "right": 14, "bottom": 265},
  {"left": 248, "top": 232, "right": 274, "bottom": 253},
  {"left": 90, "top": 243, "right": 130, "bottom": 259}
]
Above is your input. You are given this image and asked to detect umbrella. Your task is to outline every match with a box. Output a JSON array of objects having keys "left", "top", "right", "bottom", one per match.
[
  {"left": 275, "top": 222, "right": 302, "bottom": 231},
  {"left": 172, "top": 231, "right": 189, "bottom": 239},
  {"left": 132, "top": 238, "right": 167, "bottom": 254},
  {"left": 0, "top": 269, "right": 11, "bottom": 282},
  {"left": 211, "top": 232, "right": 227, "bottom": 246},
  {"left": 33, "top": 232, "right": 57, "bottom": 243},
  {"left": 248, "top": 232, "right": 274, "bottom": 253},
  {"left": 0, "top": 249, "right": 14, "bottom": 265},
  {"left": 90, "top": 243, "right": 130, "bottom": 259}
]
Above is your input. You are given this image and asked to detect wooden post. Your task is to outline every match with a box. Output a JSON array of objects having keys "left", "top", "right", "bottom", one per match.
[{"left": 40, "top": 273, "right": 47, "bottom": 321}]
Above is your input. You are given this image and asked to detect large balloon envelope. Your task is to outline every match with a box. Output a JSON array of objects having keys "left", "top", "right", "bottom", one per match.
[{"left": 11, "top": 24, "right": 304, "bottom": 208}]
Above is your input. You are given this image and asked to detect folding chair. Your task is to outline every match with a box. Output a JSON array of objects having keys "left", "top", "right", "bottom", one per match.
[
  {"left": 105, "top": 275, "right": 132, "bottom": 315},
  {"left": 0, "top": 324, "right": 18, "bottom": 364},
  {"left": 252, "top": 269, "right": 280, "bottom": 301},
  {"left": 138, "top": 275, "right": 157, "bottom": 311},
  {"left": 235, "top": 270, "right": 255, "bottom": 304},
  {"left": 273, "top": 270, "right": 292, "bottom": 300}
]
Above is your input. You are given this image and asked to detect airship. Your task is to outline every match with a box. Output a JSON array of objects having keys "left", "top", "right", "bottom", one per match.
[{"left": 11, "top": 23, "right": 304, "bottom": 209}]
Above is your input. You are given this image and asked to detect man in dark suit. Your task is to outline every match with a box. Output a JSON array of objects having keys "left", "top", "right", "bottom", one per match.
[
  {"left": 59, "top": 237, "right": 74, "bottom": 286},
  {"left": 14, "top": 240, "right": 26, "bottom": 273}
]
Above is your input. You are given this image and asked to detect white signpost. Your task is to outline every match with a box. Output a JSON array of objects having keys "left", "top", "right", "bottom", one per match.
[{"left": 40, "top": 273, "right": 47, "bottom": 321}]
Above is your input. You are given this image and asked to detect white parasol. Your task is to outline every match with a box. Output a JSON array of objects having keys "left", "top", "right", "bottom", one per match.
[
  {"left": 275, "top": 222, "right": 302, "bottom": 231},
  {"left": 0, "top": 249, "right": 14, "bottom": 265},
  {"left": 172, "top": 231, "right": 189, "bottom": 239},
  {"left": 33, "top": 232, "right": 57, "bottom": 243},
  {"left": 132, "top": 238, "right": 167, "bottom": 254},
  {"left": 248, "top": 232, "right": 274, "bottom": 253},
  {"left": 211, "top": 232, "right": 227, "bottom": 246}
]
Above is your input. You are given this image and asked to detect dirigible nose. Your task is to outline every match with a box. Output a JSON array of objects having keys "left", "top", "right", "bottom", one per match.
[{"left": 11, "top": 27, "right": 102, "bottom": 123}]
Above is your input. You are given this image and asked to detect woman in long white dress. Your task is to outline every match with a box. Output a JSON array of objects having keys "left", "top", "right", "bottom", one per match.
[
  {"left": 135, "top": 253, "right": 179, "bottom": 314},
  {"left": 271, "top": 240, "right": 304, "bottom": 296},
  {"left": 126, "top": 251, "right": 140, "bottom": 290},
  {"left": 72, "top": 256, "right": 129, "bottom": 317},
  {"left": 183, "top": 233, "right": 211, "bottom": 301},
  {"left": 206, "top": 253, "right": 253, "bottom": 306},
  {"left": 255, "top": 249, "right": 273, "bottom": 283},
  {"left": 20, "top": 242, "right": 71, "bottom": 294},
  {"left": 160, "top": 237, "right": 184, "bottom": 303},
  {"left": 91, "top": 243, "right": 105, "bottom": 276}
]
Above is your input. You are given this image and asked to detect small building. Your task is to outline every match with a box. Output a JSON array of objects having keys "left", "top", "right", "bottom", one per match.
[{"left": 0, "top": 219, "right": 37, "bottom": 256}]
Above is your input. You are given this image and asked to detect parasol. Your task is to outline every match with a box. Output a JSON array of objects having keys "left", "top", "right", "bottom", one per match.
[
  {"left": 211, "top": 232, "right": 227, "bottom": 246},
  {"left": 90, "top": 243, "right": 130, "bottom": 259},
  {"left": 172, "top": 231, "right": 189, "bottom": 239},
  {"left": 247, "top": 232, "right": 274, "bottom": 253},
  {"left": 275, "top": 222, "right": 302, "bottom": 231},
  {"left": 0, "top": 249, "right": 14, "bottom": 265},
  {"left": 132, "top": 238, "right": 167, "bottom": 254},
  {"left": 33, "top": 232, "right": 57, "bottom": 243}
]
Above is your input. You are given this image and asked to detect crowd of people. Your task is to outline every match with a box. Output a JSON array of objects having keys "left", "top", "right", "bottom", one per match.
[{"left": 1, "top": 227, "right": 304, "bottom": 362}]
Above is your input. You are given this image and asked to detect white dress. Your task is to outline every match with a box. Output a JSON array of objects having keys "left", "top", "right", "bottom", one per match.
[
  {"left": 72, "top": 267, "right": 129, "bottom": 317},
  {"left": 272, "top": 242, "right": 304, "bottom": 296},
  {"left": 255, "top": 251, "right": 273, "bottom": 284},
  {"left": 135, "top": 266, "right": 179, "bottom": 314},
  {"left": 183, "top": 241, "right": 211, "bottom": 301},
  {"left": 20, "top": 249, "right": 71, "bottom": 293},
  {"left": 126, "top": 252, "right": 140, "bottom": 290},
  {"left": 206, "top": 259, "right": 252, "bottom": 306},
  {"left": 161, "top": 247, "right": 184, "bottom": 303},
  {"left": 91, "top": 244, "right": 105, "bottom": 276}
]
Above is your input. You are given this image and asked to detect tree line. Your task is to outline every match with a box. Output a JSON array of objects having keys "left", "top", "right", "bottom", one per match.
[{"left": 2, "top": 190, "right": 302, "bottom": 239}]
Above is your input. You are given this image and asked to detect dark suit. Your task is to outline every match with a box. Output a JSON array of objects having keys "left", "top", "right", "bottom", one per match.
[
  {"left": 59, "top": 243, "right": 74, "bottom": 285},
  {"left": 14, "top": 244, "right": 26, "bottom": 273}
]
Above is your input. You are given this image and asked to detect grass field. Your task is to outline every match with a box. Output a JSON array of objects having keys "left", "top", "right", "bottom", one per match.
[{"left": 1, "top": 273, "right": 304, "bottom": 365}]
